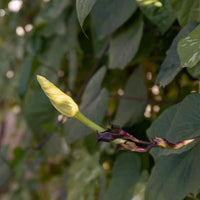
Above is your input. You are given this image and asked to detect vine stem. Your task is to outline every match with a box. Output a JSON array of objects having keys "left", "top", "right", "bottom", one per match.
[{"left": 75, "top": 112, "right": 105, "bottom": 133}]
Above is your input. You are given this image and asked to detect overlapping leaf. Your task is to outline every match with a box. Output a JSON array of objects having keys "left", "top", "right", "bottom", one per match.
[
  {"left": 25, "top": 90, "right": 56, "bottom": 132},
  {"left": 113, "top": 66, "right": 147, "bottom": 126},
  {"left": 132, "top": 171, "right": 148, "bottom": 200},
  {"left": 76, "top": 0, "right": 97, "bottom": 28},
  {"left": 18, "top": 55, "right": 38, "bottom": 97},
  {"left": 146, "top": 93, "right": 200, "bottom": 200},
  {"left": 103, "top": 152, "right": 142, "bottom": 200},
  {"left": 147, "top": 93, "right": 200, "bottom": 159},
  {"left": 178, "top": 24, "right": 200, "bottom": 68},
  {"left": 145, "top": 143, "right": 200, "bottom": 200},
  {"left": 34, "top": 0, "right": 70, "bottom": 27},
  {"left": 67, "top": 148, "right": 103, "bottom": 200},
  {"left": 156, "top": 22, "right": 198, "bottom": 87},
  {"left": 187, "top": 62, "right": 200, "bottom": 79},
  {"left": 66, "top": 10, "right": 80, "bottom": 90},
  {"left": 137, "top": 0, "right": 176, "bottom": 33},
  {"left": 65, "top": 67, "right": 109, "bottom": 143},
  {"left": 91, "top": 0, "right": 137, "bottom": 40},
  {"left": 170, "top": 0, "right": 200, "bottom": 26},
  {"left": 38, "top": 35, "right": 68, "bottom": 69},
  {"left": 109, "top": 15, "right": 143, "bottom": 69}
]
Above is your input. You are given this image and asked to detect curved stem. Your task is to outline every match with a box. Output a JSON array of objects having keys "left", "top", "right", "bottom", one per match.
[{"left": 75, "top": 111, "right": 105, "bottom": 133}]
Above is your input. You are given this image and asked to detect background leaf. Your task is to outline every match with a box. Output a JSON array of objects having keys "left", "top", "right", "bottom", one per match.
[
  {"left": 103, "top": 152, "right": 142, "bottom": 200},
  {"left": 109, "top": 15, "right": 143, "bottom": 69},
  {"left": 38, "top": 35, "right": 68, "bottom": 69},
  {"left": 25, "top": 89, "right": 56, "bottom": 132},
  {"left": 18, "top": 55, "right": 38, "bottom": 97},
  {"left": 68, "top": 50, "right": 77, "bottom": 90},
  {"left": 131, "top": 171, "right": 148, "bottom": 200},
  {"left": 66, "top": 10, "right": 79, "bottom": 90},
  {"left": 91, "top": 0, "right": 137, "bottom": 40},
  {"left": 113, "top": 66, "right": 147, "bottom": 126},
  {"left": 170, "top": 0, "right": 200, "bottom": 26},
  {"left": 67, "top": 148, "right": 103, "bottom": 200}
]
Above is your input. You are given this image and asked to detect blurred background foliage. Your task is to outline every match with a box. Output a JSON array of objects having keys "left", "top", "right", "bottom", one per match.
[{"left": 0, "top": 0, "right": 200, "bottom": 199}]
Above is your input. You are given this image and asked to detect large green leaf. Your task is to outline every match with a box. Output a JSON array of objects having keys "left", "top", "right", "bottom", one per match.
[
  {"left": 137, "top": 0, "right": 176, "bottom": 33},
  {"left": 76, "top": 0, "right": 97, "bottom": 28},
  {"left": 131, "top": 171, "right": 148, "bottom": 200},
  {"left": 170, "top": 0, "right": 200, "bottom": 26},
  {"left": 51, "top": 0, "right": 70, "bottom": 19},
  {"left": 24, "top": 89, "right": 56, "bottom": 132},
  {"left": 18, "top": 55, "right": 38, "bottom": 97},
  {"left": 36, "top": 0, "right": 70, "bottom": 21},
  {"left": 91, "top": 23, "right": 109, "bottom": 58},
  {"left": 34, "top": 0, "right": 70, "bottom": 28},
  {"left": 113, "top": 66, "right": 147, "bottom": 126},
  {"left": 35, "top": 16, "right": 67, "bottom": 37},
  {"left": 38, "top": 35, "right": 68, "bottom": 69},
  {"left": 103, "top": 152, "right": 142, "bottom": 200},
  {"left": 146, "top": 93, "right": 200, "bottom": 200},
  {"left": 187, "top": 62, "right": 200, "bottom": 79},
  {"left": 109, "top": 15, "right": 143, "bottom": 69},
  {"left": 145, "top": 143, "right": 200, "bottom": 200},
  {"left": 67, "top": 148, "right": 103, "bottom": 200},
  {"left": 131, "top": 29, "right": 155, "bottom": 64},
  {"left": 66, "top": 10, "right": 80, "bottom": 50},
  {"left": 65, "top": 67, "right": 109, "bottom": 143},
  {"left": 156, "top": 22, "right": 197, "bottom": 87},
  {"left": 91, "top": 0, "right": 137, "bottom": 40},
  {"left": 178, "top": 24, "right": 200, "bottom": 68},
  {"left": 147, "top": 93, "right": 200, "bottom": 160},
  {"left": 68, "top": 50, "right": 77, "bottom": 90},
  {"left": 66, "top": 10, "right": 80, "bottom": 90}
]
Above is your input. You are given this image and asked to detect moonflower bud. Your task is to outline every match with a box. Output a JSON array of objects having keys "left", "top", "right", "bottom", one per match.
[{"left": 37, "top": 75, "right": 79, "bottom": 117}]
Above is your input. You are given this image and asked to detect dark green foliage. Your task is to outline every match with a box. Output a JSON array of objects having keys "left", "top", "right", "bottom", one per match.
[
  {"left": 113, "top": 66, "right": 147, "bottom": 126},
  {"left": 103, "top": 152, "right": 143, "bottom": 200},
  {"left": 1, "top": 0, "right": 200, "bottom": 199}
]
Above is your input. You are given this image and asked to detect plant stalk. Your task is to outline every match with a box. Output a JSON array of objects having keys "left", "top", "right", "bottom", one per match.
[{"left": 75, "top": 111, "right": 105, "bottom": 133}]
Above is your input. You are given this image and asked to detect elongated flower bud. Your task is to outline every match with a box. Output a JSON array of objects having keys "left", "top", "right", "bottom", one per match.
[{"left": 37, "top": 75, "right": 79, "bottom": 117}]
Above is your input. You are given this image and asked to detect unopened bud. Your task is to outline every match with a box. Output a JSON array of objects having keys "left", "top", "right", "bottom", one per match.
[{"left": 37, "top": 75, "right": 79, "bottom": 117}]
